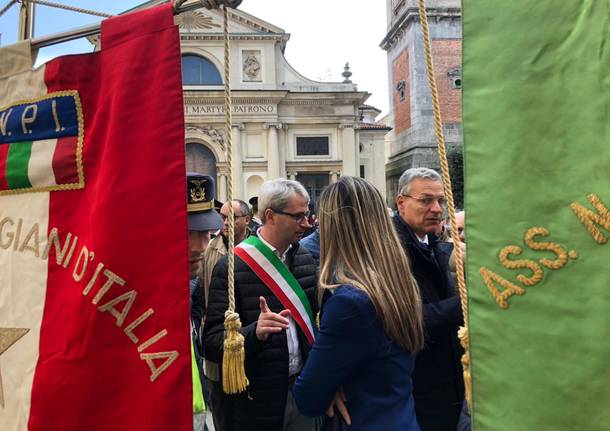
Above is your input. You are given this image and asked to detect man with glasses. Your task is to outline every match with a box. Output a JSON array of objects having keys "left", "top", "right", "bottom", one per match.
[
  {"left": 203, "top": 179, "right": 317, "bottom": 431},
  {"left": 393, "top": 167, "right": 464, "bottom": 431}
]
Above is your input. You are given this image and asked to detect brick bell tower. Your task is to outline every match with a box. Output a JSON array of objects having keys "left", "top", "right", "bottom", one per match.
[{"left": 381, "top": 0, "right": 462, "bottom": 201}]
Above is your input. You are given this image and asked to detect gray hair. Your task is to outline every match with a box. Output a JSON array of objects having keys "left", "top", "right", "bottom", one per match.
[
  {"left": 233, "top": 199, "right": 250, "bottom": 218},
  {"left": 397, "top": 167, "right": 443, "bottom": 195},
  {"left": 259, "top": 178, "right": 310, "bottom": 223}
]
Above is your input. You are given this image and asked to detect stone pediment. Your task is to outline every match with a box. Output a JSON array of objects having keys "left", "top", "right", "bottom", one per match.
[
  {"left": 126, "top": 0, "right": 285, "bottom": 35},
  {"left": 176, "top": 4, "right": 285, "bottom": 35}
]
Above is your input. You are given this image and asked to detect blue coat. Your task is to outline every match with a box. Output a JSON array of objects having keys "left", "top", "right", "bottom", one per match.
[
  {"left": 293, "top": 285, "right": 420, "bottom": 431},
  {"left": 299, "top": 229, "right": 320, "bottom": 263}
]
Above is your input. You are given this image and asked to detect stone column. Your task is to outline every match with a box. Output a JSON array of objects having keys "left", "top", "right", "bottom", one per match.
[
  {"left": 231, "top": 123, "right": 244, "bottom": 199},
  {"left": 340, "top": 123, "right": 357, "bottom": 176},
  {"left": 373, "top": 137, "right": 387, "bottom": 198},
  {"left": 355, "top": 127, "right": 361, "bottom": 177},
  {"left": 288, "top": 172, "right": 297, "bottom": 181},
  {"left": 330, "top": 171, "right": 339, "bottom": 183},
  {"left": 265, "top": 123, "right": 280, "bottom": 180},
  {"left": 278, "top": 124, "right": 287, "bottom": 178},
  {"left": 218, "top": 173, "right": 228, "bottom": 202}
]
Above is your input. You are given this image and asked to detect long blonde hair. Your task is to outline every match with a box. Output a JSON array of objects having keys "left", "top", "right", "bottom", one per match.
[{"left": 318, "top": 176, "right": 424, "bottom": 352}]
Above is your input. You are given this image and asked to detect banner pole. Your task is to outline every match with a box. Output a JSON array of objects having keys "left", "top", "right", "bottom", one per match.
[
  {"left": 29, "top": 1, "right": 202, "bottom": 49},
  {"left": 17, "top": 0, "right": 35, "bottom": 41}
]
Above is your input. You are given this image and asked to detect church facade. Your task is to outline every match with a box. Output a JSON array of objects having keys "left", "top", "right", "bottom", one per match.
[{"left": 132, "top": 1, "right": 388, "bottom": 203}]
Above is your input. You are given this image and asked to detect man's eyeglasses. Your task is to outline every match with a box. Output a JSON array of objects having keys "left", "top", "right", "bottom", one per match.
[
  {"left": 220, "top": 214, "right": 247, "bottom": 221},
  {"left": 272, "top": 208, "right": 310, "bottom": 223},
  {"left": 401, "top": 194, "right": 447, "bottom": 208}
]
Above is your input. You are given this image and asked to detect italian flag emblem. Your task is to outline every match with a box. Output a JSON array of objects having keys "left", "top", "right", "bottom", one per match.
[
  {"left": 0, "top": 92, "right": 84, "bottom": 194},
  {"left": 235, "top": 236, "right": 316, "bottom": 344}
]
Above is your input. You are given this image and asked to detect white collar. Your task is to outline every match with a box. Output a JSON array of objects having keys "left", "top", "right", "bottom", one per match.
[
  {"left": 416, "top": 233, "right": 429, "bottom": 244},
  {"left": 257, "top": 228, "right": 292, "bottom": 261}
]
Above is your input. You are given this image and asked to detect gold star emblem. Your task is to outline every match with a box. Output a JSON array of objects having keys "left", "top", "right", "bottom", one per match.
[{"left": 0, "top": 328, "right": 29, "bottom": 408}]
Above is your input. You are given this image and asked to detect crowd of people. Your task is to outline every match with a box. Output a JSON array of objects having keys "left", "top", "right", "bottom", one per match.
[{"left": 186, "top": 167, "right": 468, "bottom": 431}]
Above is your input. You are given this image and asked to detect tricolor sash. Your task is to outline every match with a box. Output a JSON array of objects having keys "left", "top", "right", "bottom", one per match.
[{"left": 235, "top": 236, "right": 315, "bottom": 345}]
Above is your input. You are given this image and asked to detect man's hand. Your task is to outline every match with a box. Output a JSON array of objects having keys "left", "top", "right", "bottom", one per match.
[
  {"left": 326, "top": 386, "right": 351, "bottom": 426},
  {"left": 256, "top": 296, "right": 290, "bottom": 341}
]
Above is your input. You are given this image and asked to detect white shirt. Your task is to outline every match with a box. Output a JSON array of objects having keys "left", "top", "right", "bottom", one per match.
[
  {"left": 416, "top": 233, "right": 429, "bottom": 244},
  {"left": 257, "top": 230, "right": 303, "bottom": 376}
]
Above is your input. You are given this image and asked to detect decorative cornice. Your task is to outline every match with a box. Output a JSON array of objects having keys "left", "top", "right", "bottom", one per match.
[
  {"left": 282, "top": 99, "right": 334, "bottom": 106},
  {"left": 242, "top": 162, "right": 268, "bottom": 170},
  {"left": 227, "top": 10, "right": 280, "bottom": 34},
  {"left": 185, "top": 125, "right": 225, "bottom": 150},
  {"left": 380, "top": 7, "right": 461, "bottom": 51},
  {"left": 285, "top": 161, "right": 342, "bottom": 170},
  {"left": 184, "top": 97, "right": 283, "bottom": 105},
  {"left": 180, "top": 34, "right": 286, "bottom": 42}
]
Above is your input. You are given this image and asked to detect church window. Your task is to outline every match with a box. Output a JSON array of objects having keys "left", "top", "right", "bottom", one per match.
[
  {"left": 181, "top": 55, "right": 222, "bottom": 85},
  {"left": 396, "top": 80, "right": 406, "bottom": 102},
  {"left": 296, "top": 136, "right": 329, "bottom": 156},
  {"left": 448, "top": 67, "right": 462, "bottom": 89}
]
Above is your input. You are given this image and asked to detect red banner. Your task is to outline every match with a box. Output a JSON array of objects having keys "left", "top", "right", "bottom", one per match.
[{"left": 2, "top": 5, "right": 191, "bottom": 430}]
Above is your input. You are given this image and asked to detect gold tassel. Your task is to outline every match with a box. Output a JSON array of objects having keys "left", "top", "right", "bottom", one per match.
[
  {"left": 222, "top": 311, "right": 249, "bottom": 394},
  {"left": 458, "top": 325, "right": 472, "bottom": 411}
]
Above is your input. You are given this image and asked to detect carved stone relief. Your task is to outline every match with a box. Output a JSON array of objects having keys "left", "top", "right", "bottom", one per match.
[
  {"left": 186, "top": 125, "right": 225, "bottom": 151},
  {"left": 176, "top": 10, "right": 220, "bottom": 32},
  {"left": 242, "top": 50, "right": 262, "bottom": 82}
]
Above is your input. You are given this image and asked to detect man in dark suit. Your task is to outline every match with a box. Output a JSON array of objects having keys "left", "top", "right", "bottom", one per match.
[
  {"left": 203, "top": 179, "right": 317, "bottom": 431},
  {"left": 393, "top": 167, "right": 464, "bottom": 430}
]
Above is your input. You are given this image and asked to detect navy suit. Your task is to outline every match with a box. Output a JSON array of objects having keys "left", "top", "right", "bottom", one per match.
[
  {"left": 393, "top": 214, "right": 465, "bottom": 430},
  {"left": 293, "top": 285, "right": 420, "bottom": 431}
]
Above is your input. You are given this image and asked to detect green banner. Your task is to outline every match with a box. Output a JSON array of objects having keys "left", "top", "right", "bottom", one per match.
[{"left": 463, "top": 1, "right": 610, "bottom": 430}]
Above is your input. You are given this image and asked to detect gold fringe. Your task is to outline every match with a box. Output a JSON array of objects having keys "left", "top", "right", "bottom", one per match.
[
  {"left": 222, "top": 311, "right": 249, "bottom": 394},
  {"left": 458, "top": 326, "right": 471, "bottom": 411}
]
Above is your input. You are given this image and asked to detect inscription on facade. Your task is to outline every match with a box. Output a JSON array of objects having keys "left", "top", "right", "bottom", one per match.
[{"left": 184, "top": 104, "right": 276, "bottom": 116}]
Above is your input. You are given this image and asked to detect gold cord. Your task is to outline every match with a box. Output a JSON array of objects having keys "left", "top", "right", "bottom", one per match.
[
  {"left": 416, "top": 0, "right": 471, "bottom": 408},
  {"left": 221, "top": 4, "right": 248, "bottom": 394},
  {"left": 223, "top": 4, "right": 235, "bottom": 319}
]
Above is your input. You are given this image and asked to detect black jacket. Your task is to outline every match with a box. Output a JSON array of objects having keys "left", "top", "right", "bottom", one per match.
[
  {"left": 393, "top": 214, "right": 465, "bottom": 431},
  {"left": 203, "top": 242, "right": 317, "bottom": 431}
]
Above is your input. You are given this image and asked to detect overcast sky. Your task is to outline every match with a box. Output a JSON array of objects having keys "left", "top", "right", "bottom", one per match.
[{"left": 0, "top": 0, "right": 389, "bottom": 114}]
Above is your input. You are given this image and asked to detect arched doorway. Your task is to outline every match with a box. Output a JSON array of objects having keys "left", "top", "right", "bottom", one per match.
[
  {"left": 246, "top": 175, "right": 264, "bottom": 201},
  {"left": 186, "top": 143, "right": 217, "bottom": 192}
]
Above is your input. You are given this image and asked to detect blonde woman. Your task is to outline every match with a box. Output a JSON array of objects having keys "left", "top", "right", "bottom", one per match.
[{"left": 293, "top": 176, "right": 424, "bottom": 430}]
